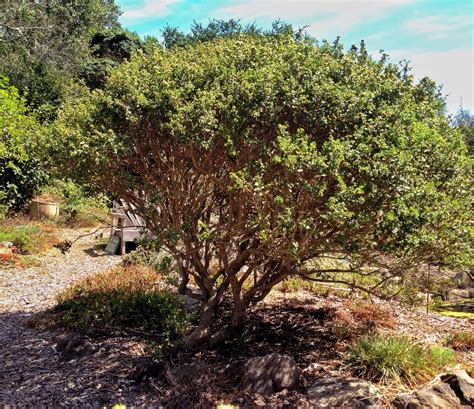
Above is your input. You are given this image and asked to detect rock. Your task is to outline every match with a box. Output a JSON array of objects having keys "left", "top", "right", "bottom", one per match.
[
  {"left": 454, "top": 271, "right": 474, "bottom": 289},
  {"left": 168, "top": 362, "right": 209, "bottom": 384},
  {"left": 131, "top": 359, "right": 166, "bottom": 383},
  {"left": 307, "top": 377, "right": 380, "bottom": 408},
  {"left": 447, "top": 288, "right": 474, "bottom": 301},
  {"left": 393, "top": 369, "right": 474, "bottom": 408},
  {"left": 241, "top": 353, "right": 300, "bottom": 395},
  {"left": 393, "top": 383, "right": 462, "bottom": 409},
  {"left": 441, "top": 369, "right": 474, "bottom": 405},
  {"left": 56, "top": 333, "right": 97, "bottom": 361}
]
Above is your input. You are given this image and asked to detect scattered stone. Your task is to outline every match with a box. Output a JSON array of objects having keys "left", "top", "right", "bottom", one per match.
[
  {"left": 241, "top": 353, "right": 300, "bottom": 394},
  {"left": 307, "top": 377, "right": 380, "bottom": 408},
  {"left": 393, "top": 369, "right": 474, "bottom": 408},
  {"left": 130, "top": 359, "right": 166, "bottom": 383},
  {"left": 56, "top": 333, "right": 97, "bottom": 361}
]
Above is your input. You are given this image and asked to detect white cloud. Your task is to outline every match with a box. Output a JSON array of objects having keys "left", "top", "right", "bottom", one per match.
[
  {"left": 403, "top": 15, "right": 471, "bottom": 39},
  {"left": 122, "top": 0, "right": 180, "bottom": 19},
  {"left": 389, "top": 48, "right": 474, "bottom": 114},
  {"left": 219, "top": 0, "right": 413, "bottom": 31}
]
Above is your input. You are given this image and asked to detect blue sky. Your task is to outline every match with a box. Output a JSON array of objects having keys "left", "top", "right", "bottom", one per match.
[{"left": 116, "top": 0, "right": 473, "bottom": 114}]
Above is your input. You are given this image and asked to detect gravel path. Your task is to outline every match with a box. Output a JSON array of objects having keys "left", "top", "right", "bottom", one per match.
[
  {"left": 0, "top": 229, "right": 120, "bottom": 313},
  {"left": 0, "top": 230, "right": 158, "bottom": 407}
]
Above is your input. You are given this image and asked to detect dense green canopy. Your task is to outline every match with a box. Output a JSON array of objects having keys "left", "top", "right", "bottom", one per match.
[
  {"left": 55, "top": 35, "right": 472, "bottom": 346},
  {"left": 0, "top": 77, "right": 46, "bottom": 211}
]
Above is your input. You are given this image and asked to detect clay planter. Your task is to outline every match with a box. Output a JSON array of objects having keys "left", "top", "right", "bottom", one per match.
[{"left": 30, "top": 199, "right": 59, "bottom": 220}]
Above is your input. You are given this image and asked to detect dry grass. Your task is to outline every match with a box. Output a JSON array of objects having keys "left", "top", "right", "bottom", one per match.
[
  {"left": 57, "top": 265, "right": 164, "bottom": 297},
  {"left": 444, "top": 331, "right": 474, "bottom": 352},
  {"left": 0, "top": 217, "right": 61, "bottom": 256},
  {"left": 331, "top": 301, "right": 398, "bottom": 341}
]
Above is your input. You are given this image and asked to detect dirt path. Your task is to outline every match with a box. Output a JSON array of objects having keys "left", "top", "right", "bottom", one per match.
[{"left": 0, "top": 230, "right": 156, "bottom": 407}]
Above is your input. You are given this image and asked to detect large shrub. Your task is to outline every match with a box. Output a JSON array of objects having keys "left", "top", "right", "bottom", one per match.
[
  {"left": 54, "top": 34, "right": 472, "bottom": 349},
  {"left": 0, "top": 77, "right": 48, "bottom": 212}
]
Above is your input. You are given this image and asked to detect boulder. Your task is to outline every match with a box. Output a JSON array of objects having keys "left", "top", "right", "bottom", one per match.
[
  {"left": 441, "top": 370, "right": 474, "bottom": 406},
  {"left": 447, "top": 288, "right": 474, "bottom": 301},
  {"left": 393, "top": 369, "right": 474, "bottom": 408},
  {"left": 393, "top": 383, "right": 462, "bottom": 409},
  {"left": 241, "top": 353, "right": 300, "bottom": 394},
  {"left": 307, "top": 377, "right": 380, "bottom": 408},
  {"left": 56, "top": 333, "right": 96, "bottom": 361},
  {"left": 454, "top": 271, "right": 474, "bottom": 289}
]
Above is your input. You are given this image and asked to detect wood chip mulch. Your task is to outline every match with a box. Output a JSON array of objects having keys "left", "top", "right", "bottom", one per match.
[{"left": 0, "top": 230, "right": 472, "bottom": 407}]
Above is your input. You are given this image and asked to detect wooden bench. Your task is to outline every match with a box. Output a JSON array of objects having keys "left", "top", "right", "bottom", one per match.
[{"left": 109, "top": 200, "right": 148, "bottom": 255}]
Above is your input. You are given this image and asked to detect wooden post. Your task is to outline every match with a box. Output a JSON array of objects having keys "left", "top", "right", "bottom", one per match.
[{"left": 426, "top": 262, "right": 431, "bottom": 314}]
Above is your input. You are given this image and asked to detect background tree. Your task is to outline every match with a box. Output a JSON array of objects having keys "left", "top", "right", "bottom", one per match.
[
  {"left": 79, "top": 28, "right": 142, "bottom": 90},
  {"left": 453, "top": 108, "right": 473, "bottom": 155},
  {"left": 0, "top": 0, "right": 120, "bottom": 120},
  {"left": 0, "top": 76, "right": 47, "bottom": 212},
  {"left": 162, "top": 18, "right": 306, "bottom": 49},
  {"left": 54, "top": 34, "right": 472, "bottom": 349}
]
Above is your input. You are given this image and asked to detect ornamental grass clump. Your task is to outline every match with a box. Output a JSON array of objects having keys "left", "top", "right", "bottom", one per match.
[{"left": 347, "top": 335, "right": 453, "bottom": 386}]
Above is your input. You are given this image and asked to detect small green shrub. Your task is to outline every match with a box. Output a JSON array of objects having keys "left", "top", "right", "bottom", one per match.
[
  {"left": 347, "top": 335, "right": 453, "bottom": 385},
  {"left": 55, "top": 266, "right": 194, "bottom": 350},
  {"left": 0, "top": 222, "right": 58, "bottom": 254},
  {"left": 40, "top": 179, "right": 108, "bottom": 227},
  {"left": 123, "top": 238, "right": 180, "bottom": 286}
]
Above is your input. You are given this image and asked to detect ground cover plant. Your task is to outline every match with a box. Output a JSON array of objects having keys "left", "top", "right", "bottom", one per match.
[
  {"left": 54, "top": 265, "right": 194, "bottom": 350},
  {"left": 0, "top": 218, "right": 60, "bottom": 255},
  {"left": 54, "top": 32, "right": 472, "bottom": 349}
]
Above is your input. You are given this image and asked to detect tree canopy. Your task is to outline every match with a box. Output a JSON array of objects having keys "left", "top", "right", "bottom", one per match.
[
  {"left": 0, "top": 0, "right": 121, "bottom": 119},
  {"left": 55, "top": 34, "right": 472, "bottom": 348},
  {"left": 0, "top": 77, "right": 47, "bottom": 211}
]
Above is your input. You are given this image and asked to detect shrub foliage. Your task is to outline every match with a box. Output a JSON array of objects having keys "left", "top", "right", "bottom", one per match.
[
  {"left": 0, "top": 77, "right": 48, "bottom": 212},
  {"left": 55, "top": 266, "right": 193, "bottom": 348},
  {"left": 54, "top": 34, "right": 472, "bottom": 348}
]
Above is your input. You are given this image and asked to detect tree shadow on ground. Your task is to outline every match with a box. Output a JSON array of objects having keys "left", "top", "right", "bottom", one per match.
[{"left": 1, "top": 298, "right": 347, "bottom": 407}]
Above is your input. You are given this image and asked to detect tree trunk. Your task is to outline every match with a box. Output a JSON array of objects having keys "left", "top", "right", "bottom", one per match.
[
  {"left": 183, "top": 301, "right": 216, "bottom": 350},
  {"left": 183, "top": 299, "right": 249, "bottom": 350}
]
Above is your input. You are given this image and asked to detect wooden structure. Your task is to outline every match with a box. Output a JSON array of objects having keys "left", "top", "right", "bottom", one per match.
[{"left": 109, "top": 200, "right": 148, "bottom": 255}]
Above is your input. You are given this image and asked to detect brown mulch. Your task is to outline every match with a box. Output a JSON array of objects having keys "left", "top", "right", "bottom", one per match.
[{"left": 0, "top": 234, "right": 473, "bottom": 407}]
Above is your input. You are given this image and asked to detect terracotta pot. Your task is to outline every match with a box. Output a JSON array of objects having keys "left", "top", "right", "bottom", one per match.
[{"left": 30, "top": 199, "right": 59, "bottom": 220}]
